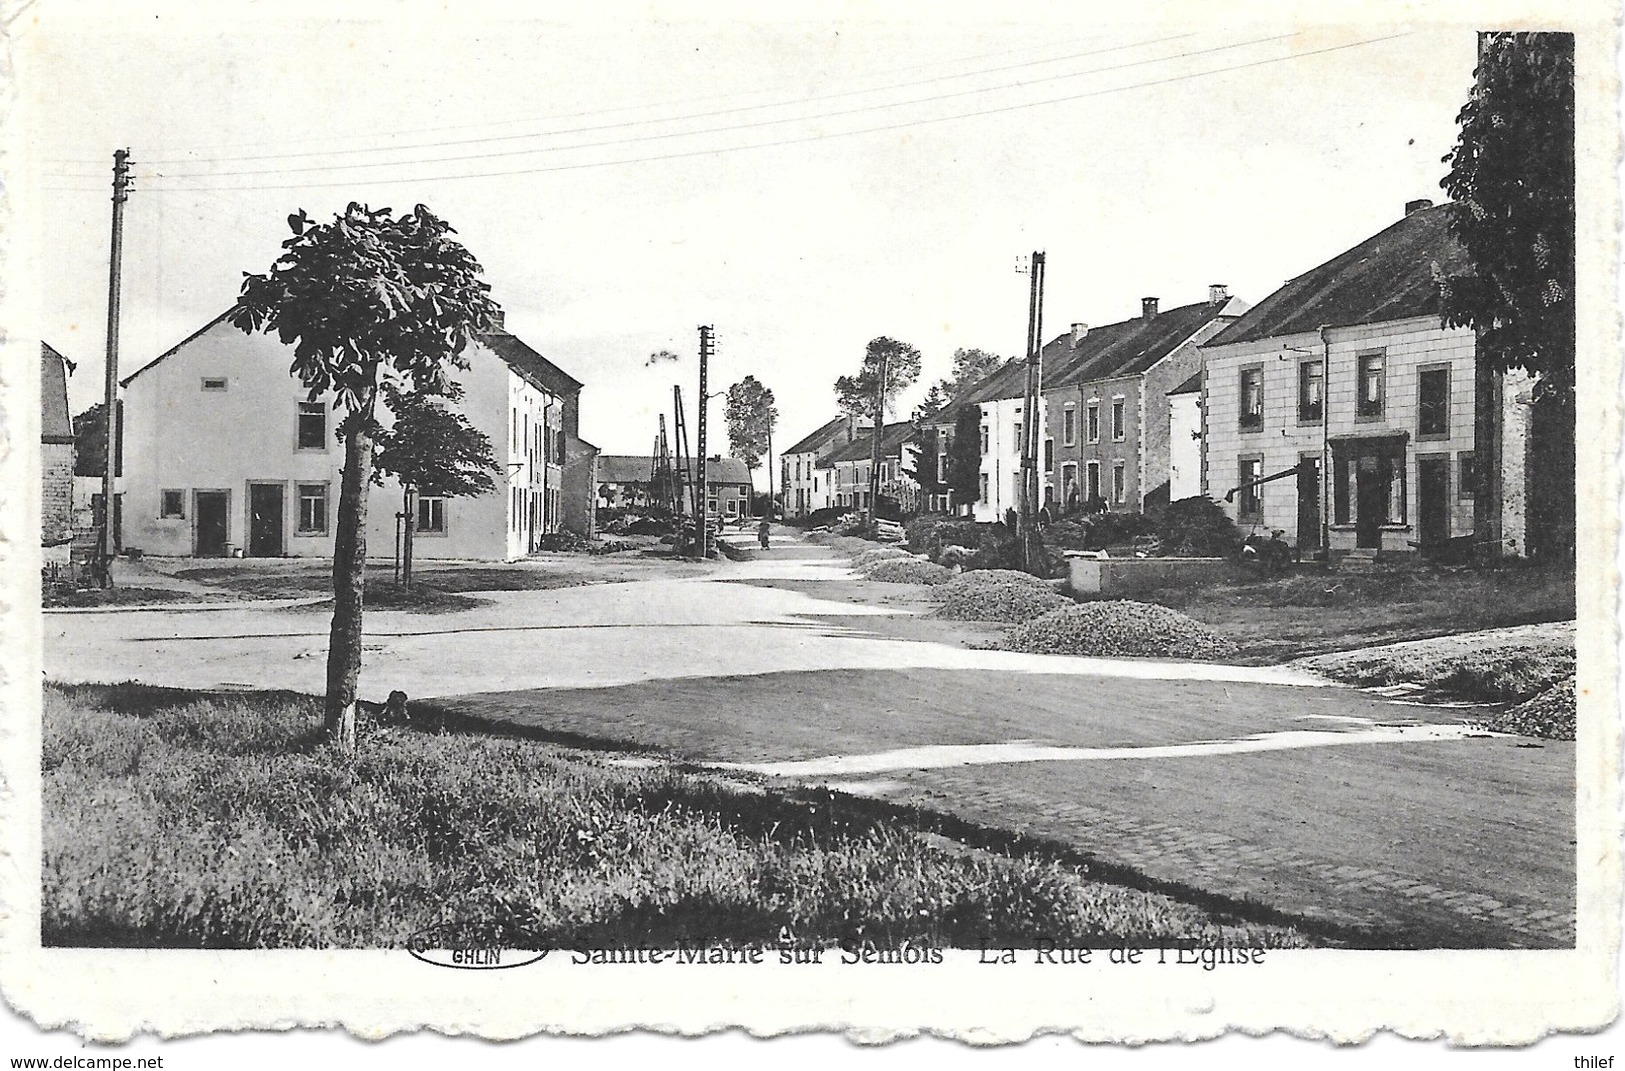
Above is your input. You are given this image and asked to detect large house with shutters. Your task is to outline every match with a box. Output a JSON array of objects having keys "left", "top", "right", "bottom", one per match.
[
  {"left": 1199, "top": 200, "right": 1531, "bottom": 558},
  {"left": 117, "top": 310, "right": 595, "bottom": 560},
  {"left": 780, "top": 415, "right": 863, "bottom": 518}
]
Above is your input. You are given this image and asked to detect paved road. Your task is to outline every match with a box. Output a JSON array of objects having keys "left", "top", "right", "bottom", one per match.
[{"left": 43, "top": 527, "right": 1575, "bottom": 948}]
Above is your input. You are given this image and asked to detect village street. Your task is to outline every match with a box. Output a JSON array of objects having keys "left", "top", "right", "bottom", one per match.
[{"left": 43, "top": 530, "right": 1575, "bottom": 949}]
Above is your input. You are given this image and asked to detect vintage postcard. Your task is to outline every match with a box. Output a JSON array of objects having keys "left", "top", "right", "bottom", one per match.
[{"left": 0, "top": 0, "right": 1618, "bottom": 1055}]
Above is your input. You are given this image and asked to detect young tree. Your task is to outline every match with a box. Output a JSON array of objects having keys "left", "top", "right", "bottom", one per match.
[
  {"left": 1440, "top": 32, "right": 1574, "bottom": 558},
  {"left": 374, "top": 384, "right": 499, "bottom": 589},
  {"left": 724, "top": 375, "right": 778, "bottom": 473},
  {"left": 946, "top": 404, "right": 983, "bottom": 513},
  {"left": 231, "top": 203, "right": 499, "bottom": 750}
]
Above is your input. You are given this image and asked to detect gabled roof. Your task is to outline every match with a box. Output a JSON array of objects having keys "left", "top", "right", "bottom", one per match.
[
  {"left": 120, "top": 310, "right": 582, "bottom": 397},
  {"left": 41, "top": 342, "right": 74, "bottom": 443},
  {"left": 1168, "top": 371, "right": 1203, "bottom": 396},
  {"left": 1205, "top": 203, "right": 1469, "bottom": 346},
  {"left": 826, "top": 421, "right": 914, "bottom": 464},
  {"left": 480, "top": 331, "right": 582, "bottom": 396},
  {"left": 597, "top": 455, "right": 751, "bottom": 485},
  {"left": 783, "top": 415, "right": 854, "bottom": 457},
  {"left": 1043, "top": 296, "right": 1241, "bottom": 389}
]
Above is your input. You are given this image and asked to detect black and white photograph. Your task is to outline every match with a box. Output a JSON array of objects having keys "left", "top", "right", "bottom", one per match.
[{"left": 1, "top": 0, "right": 1618, "bottom": 1057}]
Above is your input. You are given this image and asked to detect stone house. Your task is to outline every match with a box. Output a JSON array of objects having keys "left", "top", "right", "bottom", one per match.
[
  {"left": 40, "top": 342, "right": 76, "bottom": 545},
  {"left": 597, "top": 455, "right": 754, "bottom": 519},
  {"left": 1199, "top": 200, "right": 1531, "bottom": 558}
]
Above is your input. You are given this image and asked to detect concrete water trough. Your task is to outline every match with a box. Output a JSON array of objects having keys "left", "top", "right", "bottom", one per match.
[{"left": 1064, "top": 552, "right": 1231, "bottom": 597}]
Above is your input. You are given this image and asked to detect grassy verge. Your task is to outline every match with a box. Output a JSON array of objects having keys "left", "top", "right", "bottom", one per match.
[
  {"left": 42, "top": 586, "right": 237, "bottom": 609},
  {"left": 1295, "top": 626, "right": 1575, "bottom": 704},
  {"left": 172, "top": 563, "right": 601, "bottom": 600},
  {"left": 44, "top": 682, "right": 1312, "bottom": 950}
]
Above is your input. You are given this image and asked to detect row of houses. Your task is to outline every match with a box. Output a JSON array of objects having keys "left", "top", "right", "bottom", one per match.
[
  {"left": 44, "top": 307, "right": 607, "bottom": 561},
  {"left": 780, "top": 200, "right": 1536, "bottom": 558}
]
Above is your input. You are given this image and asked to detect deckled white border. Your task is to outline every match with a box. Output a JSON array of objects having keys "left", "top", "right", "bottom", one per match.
[{"left": 0, "top": 0, "right": 1617, "bottom": 1050}]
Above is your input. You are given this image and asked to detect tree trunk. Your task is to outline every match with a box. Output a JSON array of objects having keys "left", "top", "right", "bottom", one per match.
[
  {"left": 401, "top": 485, "right": 416, "bottom": 590},
  {"left": 326, "top": 416, "right": 375, "bottom": 751},
  {"left": 1473, "top": 338, "right": 1503, "bottom": 564}
]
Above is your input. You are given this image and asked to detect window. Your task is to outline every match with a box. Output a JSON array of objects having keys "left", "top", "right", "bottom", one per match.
[
  {"left": 201, "top": 376, "right": 227, "bottom": 392},
  {"left": 1112, "top": 462, "right": 1126, "bottom": 504},
  {"left": 1111, "top": 398, "right": 1126, "bottom": 441},
  {"left": 1061, "top": 463, "right": 1078, "bottom": 502},
  {"left": 708, "top": 498, "right": 718, "bottom": 513},
  {"left": 1086, "top": 461, "right": 1101, "bottom": 500},
  {"left": 979, "top": 473, "right": 990, "bottom": 502},
  {"left": 159, "top": 490, "right": 185, "bottom": 519},
  {"left": 1014, "top": 422, "right": 1023, "bottom": 449},
  {"left": 1357, "top": 351, "right": 1386, "bottom": 418},
  {"left": 416, "top": 495, "right": 445, "bottom": 534},
  {"left": 1237, "top": 456, "right": 1264, "bottom": 522},
  {"left": 297, "top": 401, "right": 327, "bottom": 449},
  {"left": 726, "top": 499, "right": 737, "bottom": 515},
  {"left": 554, "top": 429, "right": 567, "bottom": 464},
  {"left": 296, "top": 483, "right": 328, "bottom": 534},
  {"left": 1043, "top": 438, "right": 1054, "bottom": 472},
  {"left": 1298, "top": 360, "right": 1324, "bottom": 423},
  {"left": 1418, "top": 367, "right": 1450, "bottom": 438},
  {"left": 980, "top": 426, "right": 990, "bottom": 455},
  {"left": 1062, "top": 406, "right": 1076, "bottom": 447},
  {"left": 1087, "top": 404, "right": 1100, "bottom": 443},
  {"left": 1239, "top": 367, "right": 1264, "bottom": 430},
  {"left": 1458, "top": 452, "right": 1476, "bottom": 499}
]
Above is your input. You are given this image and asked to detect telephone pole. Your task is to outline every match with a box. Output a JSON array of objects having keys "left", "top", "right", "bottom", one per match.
[
  {"left": 696, "top": 325, "right": 714, "bottom": 557},
  {"left": 99, "top": 148, "right": 133, "bottom": 584},
  {"left": 867, "top": 344, "right": 889, "bottom": 529},
  {"left": 1018, "top": 250, "right": 1046, "bottom": 573}
]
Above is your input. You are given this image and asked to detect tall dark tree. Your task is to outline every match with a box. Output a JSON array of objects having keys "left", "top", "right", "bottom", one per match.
[
  {"left": 232, "top": 203, "right": 499, "bottom": 749},
  {"left": 946, "top": 404, "right": 983, "bottom": 512},
  {"left": 724, "top": 375, "right": 778, "bottom": 473},
  {"left": 834, "top": 336, "right": 922, "bottom": 423},
  {"left": 1440, "top": 31, "right": 1574, "bottom": 558},
  {"left": 374, "top": 384, "right": 499, "bottom": 589}
]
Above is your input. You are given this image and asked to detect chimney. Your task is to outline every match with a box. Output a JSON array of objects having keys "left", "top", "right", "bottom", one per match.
[
  {"left": 490, "top": 308, "right": 506, "bottom": 330},
  {"left": 1071, "top": 322, "right": 1089, "bottom": 344},
  {"left": 1141, "top": 297, "right": 1159, "bottom": 322},
  {"left": 1208, "top": 284, "right": 1229, "bottom": 304},
  {"left": 1405, "top": 198, "right": 1434, "bottom": 217}
]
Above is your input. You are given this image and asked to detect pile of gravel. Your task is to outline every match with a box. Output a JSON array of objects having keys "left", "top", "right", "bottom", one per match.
[
  {"left": 934, "top": 571, "right": 1071, "bottom": 623},
  {"left": 852, "top": 547, "right": 914, "bottom": 569},
  {"left": 1472, "top": 677, "right": 1576, "bottom": 741},
  {"left": 861, "top": 558, "right": 955, "bottom": 586},
  {"left": 1003, "top": 601, "right": 1238, "bottom": 660}
]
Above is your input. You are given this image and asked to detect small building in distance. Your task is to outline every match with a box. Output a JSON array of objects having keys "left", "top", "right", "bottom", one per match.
[
  {"left": 597, "top": 455, "right": 755, "bottom": 519},
  {"left": 824, "top": 421, "right": 920, "bottom": 515},
  {"left": 780, "top": 415, "right": 864, "bottom": 518},
  {"left": 118, "top": 309, "right": 593, "bottom": 560},
  {"left": 1199, "top": 200, "right": 1531, "bottom": 559}
]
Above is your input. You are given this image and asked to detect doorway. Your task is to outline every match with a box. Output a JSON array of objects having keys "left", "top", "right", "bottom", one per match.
[
  {"left": 194, "top": 491, "right": 228, "bottom": 557},
  {"left": 248, "top": 483, "right": 285, "bottom": 557},
  {"left": 1355, "top": 455, "right": 1384, "bottom": 549},
  {"left": 1296, "top": 455, "right": 1321, "bottom": 552},
  {"left": 1417, "top": 456, "right": 1450, "bottom": 548}
]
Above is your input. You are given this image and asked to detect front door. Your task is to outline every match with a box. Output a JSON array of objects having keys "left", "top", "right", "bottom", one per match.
[
  {"left": 248, "top": 484, "right": 284, "bottom": 557},
  {"left": 1296, "top": 455, "right": 1321, "bottom": 552},
  {"left": 1417, "top": 457, "right": 1450, "bottom": 548},
  {"left": 1355, "top": 455, "right": 1384, "bottom": 549},
  {"left": 195, "top": 492, "right": 228, "bottom": 556}
]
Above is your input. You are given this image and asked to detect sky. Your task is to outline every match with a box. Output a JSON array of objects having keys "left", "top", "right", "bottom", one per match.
[{"left": 18, "top": 2, "right": 1482, "bottom": 479}]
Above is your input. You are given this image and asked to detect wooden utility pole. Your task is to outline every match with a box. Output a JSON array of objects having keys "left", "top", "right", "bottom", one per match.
[
  {"left": 696, "top": 325, "right": 714, "bottom": 557},
  {"left": 98, "top": 148, "right": 133, "bottom": 585},
  {"left": 765, "top": 424, "right": 774, "bottom": 520},
  {"left": 1018, "top": 251, "right": 1046, "bottom": 572},
  {"left": 867, "top": 345, "right": 889, "bottom": 528}
]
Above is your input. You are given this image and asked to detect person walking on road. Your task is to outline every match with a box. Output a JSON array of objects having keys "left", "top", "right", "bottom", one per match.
[{"left": 757, "top": 516, "right": 771, "bottom": 550}]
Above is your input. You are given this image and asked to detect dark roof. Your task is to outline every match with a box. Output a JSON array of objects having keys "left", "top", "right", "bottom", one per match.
[
  {"left": 1205, "top": 203, "right": 1469, "bottom": 346},
  {"left": 826, "top": 421, "right": 914, "bottom": 464},
  {"left": 597, "top": 454, "right": 751, "bottom": 485},
  {"left": 1168, "top": 371, "right": 1203, "bottom": 396},
  {"left": 40, "top": 342, "right": 74, "bottom": 443},
  {"left": 121, "top": 311, "right": 582, "bottom": 397},
  {"left": 1042, "top": 297, "right": 1237, "bottom": 389},
  {"left": 479, "top": 331, "right": 582, "bottom": 395},
  {"left": 783, "top": 415, "right": 854, "bottom": 457}
]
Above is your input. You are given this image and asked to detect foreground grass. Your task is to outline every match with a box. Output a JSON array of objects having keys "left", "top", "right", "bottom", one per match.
[
  {"left": 1296, "top": 625, "right": 1575, "bottom": 704},
  {"left": 44, "top": 683, "right": 1312, "bottom": 950},
  {"left": 173, "top": 563, "right": 601, "bottom": 600},
  {"left": 42, "top": 586, "right": 236, "bottom": 609}
]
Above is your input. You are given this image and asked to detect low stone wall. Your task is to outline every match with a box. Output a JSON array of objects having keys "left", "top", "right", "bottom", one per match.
[{"left": 1065, "top": 554, "right": 1231, "bottom": 596}]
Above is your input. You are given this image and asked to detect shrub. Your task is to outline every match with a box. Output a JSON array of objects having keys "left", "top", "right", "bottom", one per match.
[
  {"left": 1003, "top": 601, "right": 1238, "bottom": 660},
  {"left": 1157, "top": 497, "right": 1244, "bottom": 558},
  {"left": 1044, "top": 513, "right": 1156, "bottom": 552},
  {"left": 934, "top": 572, "right": 1071, "bottom": 623},
  {"left": 907, "top": 517, "right": 985, "bottom": 558},
  {"left": 860, "top": 558, "right": 954, "bottom": 585}
]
